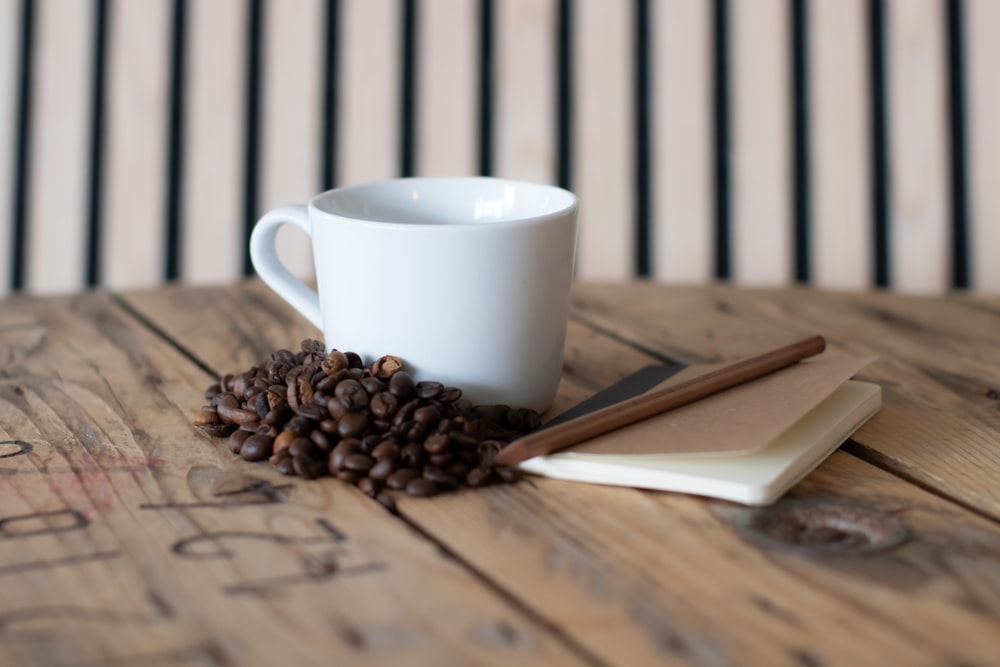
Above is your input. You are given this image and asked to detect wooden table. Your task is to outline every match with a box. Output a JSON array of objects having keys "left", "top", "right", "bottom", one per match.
[{"left": 2, "top": 281, "right": 998, "bottom": 666}]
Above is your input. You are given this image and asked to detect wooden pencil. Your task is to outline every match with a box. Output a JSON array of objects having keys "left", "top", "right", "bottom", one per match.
[{"left": 494, "top": 335, "right": 827, "bottom": 466}]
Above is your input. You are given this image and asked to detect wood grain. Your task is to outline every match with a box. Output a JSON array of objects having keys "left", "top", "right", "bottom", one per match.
[
  {"left": 570, "top": 283, "right": 1000, "bottom": 520},
  {"left": 121, "top": 281, "right": 1000, "bottom": 666},
  {"left": 0, "top": 292, "right": 585, "bottom": 666}
]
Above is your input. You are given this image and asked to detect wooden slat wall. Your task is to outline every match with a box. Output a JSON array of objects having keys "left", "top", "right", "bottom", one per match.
[
  {"left": 967, "top": 0, "right": 1000, "bottom": 291},
  {"left": 0, "top": 0, "right": 16, "bottom": 296},
  {"left": 2, "top": 0, "right": 997, "bottom": 295}
]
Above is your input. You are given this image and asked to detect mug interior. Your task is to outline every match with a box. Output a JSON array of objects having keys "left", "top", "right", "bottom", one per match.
[{"left": 311, "top": 177, "right": 577, "bottom": 226}]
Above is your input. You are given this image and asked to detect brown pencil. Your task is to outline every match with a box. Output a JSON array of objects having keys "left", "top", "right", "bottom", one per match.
[{"left": 494, "top": 334, "right": 827, "bottom": 466}]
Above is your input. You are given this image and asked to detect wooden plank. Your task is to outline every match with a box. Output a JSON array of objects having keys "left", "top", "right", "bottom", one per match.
[
  {"left": 100, "top": 0, "right": 170, "bottom": 289},
  {"left": 652, "top": 0, "right": 713, "bottom": 284},
  {"left": 259, "top": 0, "right": 323, "bottom": 281},
  {"left": 809, "top": 0, "right": 872, "bottom": 290},
  {"left": 338, "top": 0, "right": 400, "bottom": 186},
  {"left": 0, "top": 293, "right": 585, "bottom": 666},
  {"left": 573, "top": 0, "right": 633, "bottom": 281},
  {"left": 730, "top": 0, "right": 792, "bottom": 286},
  {"left": 886, "top": 0, "right": 949, "bottom": 293},
  {"left": 494, "top": 0, "right": 557, "bottom": 184},
  {"left": 0, "top": 0, "right": 18, "bottom": 295},
  {"left": 966, "top": 0, "right": 1000, "bottom": 292},
  {"left": 181, "top": 0, "right": 246, "bottom": 285},
  {"left": 417, "top": 0, "right": 478, "bottom": 177},
  {"left": 569, "top": 283, "right": 1000, "bottom": 520},
  {"left": 121, "top": 281, "right": 1000, "bottom": 665},
  {"left": 25, "top": 0, "right": 94, "bottom": 293}
]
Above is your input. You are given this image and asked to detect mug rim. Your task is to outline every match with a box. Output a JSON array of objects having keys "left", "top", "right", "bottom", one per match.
[{"left": 308, "top": 176, "right": 578, "bottom": 230}]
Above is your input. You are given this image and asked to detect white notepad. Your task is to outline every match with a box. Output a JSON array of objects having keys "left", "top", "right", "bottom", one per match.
[{"left": 520, "top": 365, "right": 881, "bottom": 505}]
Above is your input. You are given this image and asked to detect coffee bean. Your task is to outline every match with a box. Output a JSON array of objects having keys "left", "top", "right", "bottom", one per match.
[
  {"left": 336, "top": 469, "right": 364, "bottom": 484},
  {"left": 415, "top": 381, "right": 444, "bottom": 399},
  {"left": 344, "top": 453, "right": 375, "bottom": 472},
  {"left": 326, "top": 396, "right": 349, "bottom": 419},
  {"left": 386, "top": 468, "right": 420, "bottom": 490},
  {"left": 263, "top": 404, "right": 292, "bottom": 425},
  {"left": 318, "top": 418, "right": 339, "bottom": 433},
  {"left": 293, "top": 403, "right": 327, "bottom": 422},
  {"left": 240, "top": 434, "right": 274, "bottom": 462},
  {"left": 275, "top": 455, "right": 295, "bottom": 476},
  {"left": 255, "top": 424, "right": 278, "bottom": 438},
  {"left": 496, "top": 465, "right": 522, "bottom": 483},
  {"left": 413, "top": 405, "right": 441, "bottom": 425},
  {"left": 423, "top": 432, "right": 450, "bottom": 454},
  {"left": 333, "top": 379, "right": 368, "bottom": 411},
  {"left": 429, "top": 453, "right": 457, "bottom": 468},
  {"left": 423, "top": 466, "right": 458, "bottom": 487},
  {"left": 375, "top": 490, "right": 397, "bottom": 512},
  {"left": 193, "top": 408, "right": 218, "bottom": 427},
  {"left": 357, "top": 477, "right": 379, "bottom": 497},
  {"left": 273, "top": 430, "right": 295, "bottom": 455},
  {"left": 369, "top": 459, "right": 395, "bottom": 481},
  {"left": 360, "top": 376, "right": 386, "bottom": 396},
  {"left": 466, "top": 466, "right": 494, "bottom": 487},
  {"left": 228, "top": 428, "right": 252, "bottom": 454},
  {"left": 321, "top": 350, "right": 349, "bottom": 376},
  {"left": 372, "top": 440, "right": 400, "bottom": 461},
  {"left": 309, "top": 429, "right": 332, "bottom": 452},
  {"left": 330, "top": 439, "right": 360, "bottom": 471},
  {"left": 337, "top": 412, "right": 369, "bottom": 438},
  {"left": 289, "top": 436, "right": 318, "bottom": 458},
  {"left": 388, "top": 371, "right": 415, "bottom": 399},
  {"left": 286, "top": 415, "right": 313, "bottom": 436},
  {"left": 405, "top": 478, "right": 440, "bottom": 497},
  {"left": 370, "top": 392, "right": 399, "bottom": 419},
  {"left": 439, "top": 387, "right": 462, "bottom": 403}
]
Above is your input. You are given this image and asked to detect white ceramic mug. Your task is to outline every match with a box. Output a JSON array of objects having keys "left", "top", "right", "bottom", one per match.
[{"left": 249, "top": 177, "right": 579, "bottom": 412}]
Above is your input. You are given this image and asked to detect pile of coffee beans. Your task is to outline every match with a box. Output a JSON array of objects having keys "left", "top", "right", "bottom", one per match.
[{"left": 192, "top": 339, "right": 540, "bottom": 510}]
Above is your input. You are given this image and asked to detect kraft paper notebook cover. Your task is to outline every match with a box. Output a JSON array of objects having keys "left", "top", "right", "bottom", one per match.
[{"left": 519, "top": 356, "right": 881, "bottom": 506}]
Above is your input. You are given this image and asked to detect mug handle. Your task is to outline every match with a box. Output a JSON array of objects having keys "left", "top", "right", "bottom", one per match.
[{"left": 248, "top": 205, "right": 323, "bottom": 330}]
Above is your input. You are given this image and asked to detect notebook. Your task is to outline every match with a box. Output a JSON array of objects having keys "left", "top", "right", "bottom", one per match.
[{"left": 518, "top": 355, "right": 881, "bottom": 505}]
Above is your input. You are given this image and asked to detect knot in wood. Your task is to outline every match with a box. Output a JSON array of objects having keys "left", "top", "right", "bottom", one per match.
[{"left": 736, "top": 500, "right": 909, "bottom": 557}]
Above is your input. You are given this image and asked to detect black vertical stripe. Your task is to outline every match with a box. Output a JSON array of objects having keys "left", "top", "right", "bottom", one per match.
[
  {"left": 869, "top": 0, "right": 890, "bottom": 287},
  {"left": 85, "top": 0, "right": 108, "bottom": 288},
  {"left": 322, "top": 0, "right": 340, "bottom": 190},
  {"left": 478, "top": 0, "right": 494, "bottom": 176},
  {"left": 790, "top": 0, "right": 809, "bottom": 284},
  {"left": 164, "top": 0, "right": 186, "bottom": 281},
  {"left": 712, "top": 0, "right": 731, "bottom": 281},
  {"left": 400, "top": 0, "right": 417, "bottom": 177},
  {"left": 946, "top": 0, "right": 969, "bottom": 289},
  {"left": 10, "top": 0, "right": 34, "bottom": 291},
  {"left": 241, "top": 0, "right": 263, "bottom": 276},
  {"left": 556, "top": 0, "right": 572, "bottom": 191},
  {"left": 634, "top": 0, "right": 651, "bottom": 277}
]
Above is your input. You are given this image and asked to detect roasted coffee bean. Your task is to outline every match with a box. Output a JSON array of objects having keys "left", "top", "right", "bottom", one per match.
[
  {"left": 228, "top": 428, "right": 252, "bottom": 454},
  {"left": 413, "top": 405, "right": 441, "bottom": 425},
  {"left": 386, "top": 468, "right": 421, "bottom": 490},
  {"left": 345, "top": 351, "right": 364, "bottom": 369},
  {"left": 316, "top": 374, "right": 338, "bottom": 393},
  {"left": 423, "top": 432, "right": 450, "bottom": 454},
  {"left": 318, "top": 418, "right": 339, "bottom": 433},
  {"left": 357, "top": 476, "right": 379, "bottom": 497},
  {"left": 361, "top": 433, "right": 382, "bottom": 453},
  {"left": 309, "top": 429, "right": 332, "bottom": 452},
  {"left": 293, "top": 454, "right": 322, "bottom": 479},
  {"left": 227, "top": 406, "right": 259, "bottom": 426},
  {"left": 393, "top": 400, "right": 419, "bottom": 427},
  {"left": 439, "top": 387, "right": 462, "bottom": 403},
  {"left": 423, "top": 466, "right": 458, "bottom": 487},
  {"left": 388, "top": 371, "right": 415, "bottom": 399},
  {"left": 253, "top": 392, "right": 269, "bottom": 418},
  {"left": 415, "top": 381, "right": 444, "bottom": 399},
  {"left": 330, "top": 439, "right": 361, "bottom": 470},
  {"left": 286, "top": 415, "right": 313, "bottom": 436},
  {"left": 193, "top": 408, "right": 219, "bottom": 427},
  {"left": 334, "top": 379, "right": 369, "bottom": 411},
  {"left": 275, "top": 455, "right": 295, "bottom": 476},
  {"left": 400, "top": 442, "right": 424, "bottom": 467},
  {"left": 372, "top": 440, "right": 400, "bottom": 461},
  {"left": 360, "top": 376, "right": 386, "bottom": 396},
  {"left": 293, "top": 403, "right": 328, "bottom": 422},
  {"left": 326, "top": 396, "right": 349, "bottom": 419},
  {"left": 255, "top": 424, "right": 279, "bottom": 438},
  {"left": 369, "top": 459, "right": 395, "bottom": 481},
  {"left": 344, "top": 453, "right": 375, "bottom": 472},
  {"left": 262, "top": 404, "right": 292, "bottom": 425},
  {"left": 429, "top": 453, "right": 457, "bottom": 468},
  {"left": 405, "top": 477, "right": 440, "bottom": 497},
  {"left": 336, "top": 469, "right": 364, "bottom": 484},
  {"left": 369, "top": 392, "right": 399, "bottom": 419},
  {"left": 321, "top": 350, "right": 349, "bottom": 376},
  {"left": 337, "top": 412, "right": 369, "bottom": 438},
  {"left": 407, "top": 422, "right": 429, "bottom": 442},
  {"left": 371, "top": 355, "right": 403, "bottom": 379},
  {"left": 240, "top": 434, "right": 274, "bottom": 461},
  {"left": 450, "top": 432, "right": 479, "bottom": 449},
  {"left": 448, "top": 462, "right": 471, "bottom": 479},
  {"left": 289, "top": 436, "right": 318, "bottom": 458},
  {"left": 272, "top": 429, "right": 295, "bottom": 455}
]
